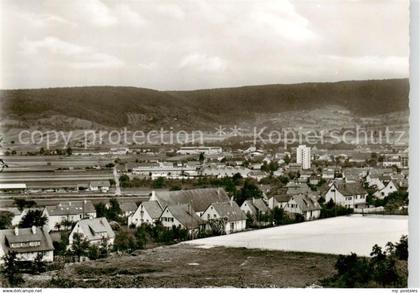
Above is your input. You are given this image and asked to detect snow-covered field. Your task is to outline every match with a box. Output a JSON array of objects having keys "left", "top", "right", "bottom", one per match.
[{"left": 187, "top": 215, "right": 408, "bottom": 256}]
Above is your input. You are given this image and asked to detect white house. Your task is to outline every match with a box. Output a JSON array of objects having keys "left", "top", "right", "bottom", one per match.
[
  {"left": 128, "top": 200, "right": 163, "bottom": 227},
  {"left": 68, "top": 217, "right": 115, "bottom": 247},
  {"left": 201, "top": 201, "right": 247, "bottom": 234},
  {"left": 0, "top": 226, "right": 54, "bottom": 263},
  {"left": 284, "top": 194, "right": 321, "bottom": 221},
  {"left": 241, "top": 198, "right": 269, "bottom": 218},
  {"left": 374, "top": 180, "right": 399, "bottom": 199},
  {"left": 45, "top": 201, "right": 96, "bottom": 232},
  {"left": 159, "top": 204, "right": 205, "bottom": 235},
  {"left": 324, "top": 182, "right": 367, "bottom": 209}
]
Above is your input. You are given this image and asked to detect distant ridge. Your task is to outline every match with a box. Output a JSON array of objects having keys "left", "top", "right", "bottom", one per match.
[{"left": 0, "top": 78, "right": 409, "bottom": 129}]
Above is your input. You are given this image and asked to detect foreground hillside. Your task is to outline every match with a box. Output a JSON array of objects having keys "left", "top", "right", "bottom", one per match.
[
  {"left": 24, "top": 245, "right": 339, "bottom": 288},
  {"left": 0, "top": 78, "right": 409, "bottom": 130}
]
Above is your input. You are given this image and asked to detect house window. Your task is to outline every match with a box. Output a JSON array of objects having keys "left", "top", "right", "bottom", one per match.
[
  {"left": 207, "top": 214, "right": 210, "bottom": 219},
  {"left": 230, "top": 222, "right": 234, "bottom": 231}
]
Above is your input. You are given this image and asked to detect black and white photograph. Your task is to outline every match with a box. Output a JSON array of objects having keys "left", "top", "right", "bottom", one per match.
[{"left": 0, "top": 0, "right": 418, "bottom": 290}]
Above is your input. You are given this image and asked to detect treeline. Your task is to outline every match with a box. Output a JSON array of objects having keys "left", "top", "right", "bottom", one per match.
[{"left": 322, "top": 235, "right": 408, "bottom": 287}]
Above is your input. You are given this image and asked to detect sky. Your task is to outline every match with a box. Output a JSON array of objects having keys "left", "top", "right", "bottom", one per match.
[{"left": 0, "top": 0, "right": 409, "bottom": 90}]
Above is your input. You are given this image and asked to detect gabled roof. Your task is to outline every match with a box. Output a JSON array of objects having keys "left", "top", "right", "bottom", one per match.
[
  {"left": 141, "top": 201, "right": 163, "bottom": 220},
  {"left": 164, "top": 205, "right": 204, "bottom": 229},
  {"left": 153, "top": 188, "right": 230, "bottom": 213},
  {"left": 0, "top": 227, "right": 53, "bottom": 254},
  {"left": 252, "top": 198, "right": 269, "bottom": 213},
  {"left": 290, "top": 194, "right": 321, "bottom": 212},
  {"left": 73, "top": 217, "right": 115, "bottom": 242},
  {"left": 334, "top": 182, "right": 366, "bottom": 196},
  {"left": 286, "top": 183, "right": 311, "bottom": 195},
  {"left": 46, "top": 201, "right": 96, "bottom": 216},
  {"left": 210, "top": 201, "right": 247, "bottom": 222},
  {"left": 118, "top": 201, "right": 137, "bottom": 213},
  {"left": 242, "top": 200, "right": 257, "bottom": 215},
  {"left": 271, "top": 193, "right": 292, "bottom": 203}
]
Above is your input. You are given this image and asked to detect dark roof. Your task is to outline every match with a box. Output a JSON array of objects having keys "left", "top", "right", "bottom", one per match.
[
  {"left": 46, "top": 201, "right": 96, "bottom": 216},
  {"left": 211, "top": 201, "right": 247, "bottom": 222},
  {"left": 334, "top": 182, "right": 366, "bottom": 196},
  {"left": 165, "top": 205, "right": 204, "bottom": 229},
  {"left": 251, "top": 198, "right": 269, "bottom": 213},
  {"left": 154, "top": 188, "right": 230, "bottom": 213},
  {"left": 241, "top": 200, "right": 257, "bottom": 215},
  {"left": 0, "top": 227, "right": 54, "bottom": 254},
  {"left": 142, "top": 201, "right": 163, "bottom": 220},
  {"left": 286, "top": 184, "right": 311, "bottom": 195},
  {"left": 290, "top": 194, "right": 321, "bottom": 212},
  {"left": 118, "top": 201, "right": 137, "bottom": 213},
  {"left": 271, "top": 194, "right": 292, "bottom": 203}
]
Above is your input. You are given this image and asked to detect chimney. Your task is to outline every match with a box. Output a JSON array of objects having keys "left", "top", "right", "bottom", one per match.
[
  {"left": 32, "top": 226, "right": 37, "bottom": 234},
  {"left": 230, "top": 196, "right": 234, "bottom": 206},
  {"left": 14, "top": 227, "right": 19, "bottom": 236}
]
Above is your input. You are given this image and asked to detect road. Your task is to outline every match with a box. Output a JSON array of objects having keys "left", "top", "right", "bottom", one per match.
[{"left": 187, "top": 215, "right": 408, "bottom": 256}]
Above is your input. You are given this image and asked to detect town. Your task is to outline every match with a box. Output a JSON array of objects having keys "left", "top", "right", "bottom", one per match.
[{"left": 0, "top": 141, "right": 409, "bottom": 286}]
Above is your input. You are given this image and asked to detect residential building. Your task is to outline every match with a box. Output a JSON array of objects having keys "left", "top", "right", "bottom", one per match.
[
  {"left": 201, "top": 201, "right": 247, "bottom": 234},
  {"left": 68, "top": 217, "right": 115, "bottom": 247},
  {"left": 284, "top": 194, "right": 321, "bottom": 221},
  {"left": 324, "top": 182, "right": 367, "bottom": 209},
  {"left": 241, "top": 198, "right": 270, "bottom": 219},
  {"left": 374, "top": 180, "right": 399, "bottom": 199},
  {"left": 0, "top": 226, "right": 54, "bottom": 263},
  {"left": 128, "top": 201, "right": 163, "bottom": 227},
  {"left": 159, "top": 204, "right": 205, "bottom": 235},
  {"left": 150, "top": 188, "right": 230, "bottom": 216},
  {"left": 296, "top": 145, "right": 311, "bottom": 170},
  {"left": 45, "top": 200, "right": 96, "bottom": 232}
]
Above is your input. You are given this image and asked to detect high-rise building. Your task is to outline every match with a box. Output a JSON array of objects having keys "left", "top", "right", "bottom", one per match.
[{"left": 296, "top": 145, "right": 311, "bottom": 170}]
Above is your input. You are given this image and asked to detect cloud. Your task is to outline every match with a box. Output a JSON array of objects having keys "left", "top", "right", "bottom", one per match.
[
  {"left": 20, "top": 37, "right": 124, "bottom": 69},
  {"left": 115, "top": 4, "right": 147, "bottom": 27},
  {"left": 75, "top": 0, "right": 117, "bottom": 27},
  {"left": 179, "top": 54, "right": 227, "bottom": 72}
]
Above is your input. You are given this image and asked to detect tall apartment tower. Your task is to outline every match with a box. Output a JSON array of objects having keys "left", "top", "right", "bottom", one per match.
[{"left": 296, "top": 145, "right": 311, "bottom": 170}]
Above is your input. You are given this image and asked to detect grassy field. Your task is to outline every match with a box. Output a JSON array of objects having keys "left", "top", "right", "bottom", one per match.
[{"left": 23, "top": 244, "right": 340, "bottom": 288}]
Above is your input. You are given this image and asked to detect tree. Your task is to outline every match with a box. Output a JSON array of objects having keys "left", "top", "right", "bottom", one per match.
[
  {"left": 14, "top": 198, "right": 36, "bottom": 212},
  {"left": 152, "top": 176, "right": 166, "bottom": 188},
  {"left": 199, "top": 152, "right": 205, "bottom": 162},
  {"left": 113, "top": 230, "right": 137, "bottom": 252},
  {"left": 134, "top": 226, "right": 148, "bottom": 249},
  {"left": 94, "top": 202, "right": 107, "bottom": 218},
  {"left": 235, "top": 179, "right": 262, "bottom": 205},
  {"left": 65, "top": 146, "right": 72, "bottom": 156},
  {"left": 31, "top": 252, "right": 46, "bottom": 274},
  {"left": 70, "top": 233, "right": 90, "bottom": 259},
  {"left": 107, "top": 198, "right": 122, "bottom": 221},
  {"left": 1, "top": 251, "right": 24, "bottom": 286},
  {"left": 0, "top": 211, "right": 13, "bottom": 229},
  {"left": 19, "top": 210, "right": 48, "bottom": 228}
]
